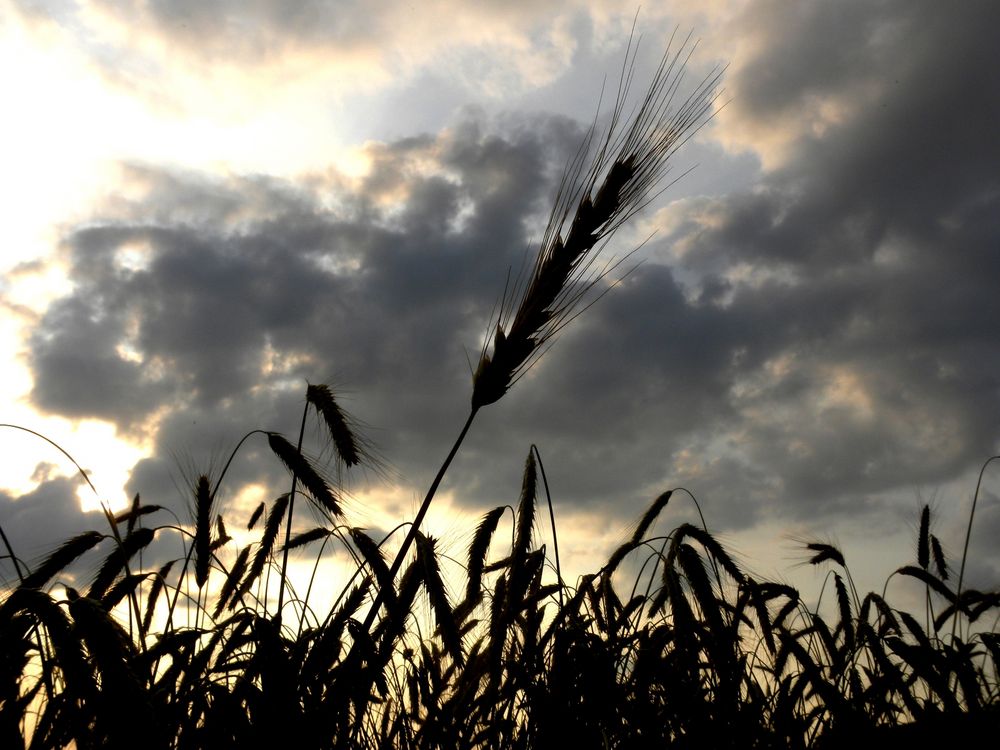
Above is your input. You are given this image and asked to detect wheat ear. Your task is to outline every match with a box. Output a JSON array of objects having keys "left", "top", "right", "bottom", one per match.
[
  {"left": 472, "top": 32, "right": 722, "bottom": 408},
  {"left": 193, "top": 475, "right": 214, "bottom": 589}
]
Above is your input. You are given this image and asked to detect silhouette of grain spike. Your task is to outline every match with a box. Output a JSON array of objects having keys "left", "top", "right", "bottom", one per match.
[
  {"left": 930, "top": 534, "right": 948, "bottom": 580},
  {"left": 857, "top": 619, "right": 920, "bottom": 714},
  {"left": 118, "top": 492, "right": 138, "bottom": 534},
  {"left": 0, "top": 587, "right": 95, "bottom": 717},
  {"left": 897, "top": 610, "right": 933, "bottom": 653},
  {"left": 520, "top": 582, "right": 564, "bottom": 614},
  {"left": 216, "top": 546, "right": 250, "bottom": 617},
  {"left": 771, "top": 595, "right": 801, "bottom": 632},
  {"left": 806, "top": 616, "right": 839, "bottom": 666},
  {"left": 632, "top": 490, "right": 672, "bottom": 544},
  {"left": 504, "top": 548, "right": 545, "bottom": 621},
  {"left": 897, "top": 565, "right": 957, "bottom": 604},
  {"left": 128, "top": 490, "right": 141, "bottom": 531},
  {"left": 247, "top": 501, "right": 266, "bottom": 530},
  {"left": 669, "top": 523, "right": 743, "bottom": 582},
  {"left": 21, "top": 530, "right": 104, "bottom": 590},
  {"left": 211, "top": 515, "right": 231, "bottom": 552},
  {"left": 587, "top": 578, "right": 608, "bottom": 632},
  {"left": 282, "top": 526, "right": 333, "bottom": 551},
  {"left": 885, "top": 634, "right": 960, "bottom": 713},
  {"left": 374, "top": 559, "right": 423, "bottom": 652},
  {"left": 193, "top": 475, "right": 214, "bottom": 589},
  {"left": 304, "top": 577, "right": 372, "bottom": 679},
  {"left": 87, "top": 527, "right": 155, "bottom": 600},
  {"left": 676, "top": 542, "right": 723, "bottom": 632},
  {"left": 513, "top": 451, "right": 537, "bottom": 564},
  {"left": 661, "top": 565, "right": 697, "bottom": 643},
  {"left": 463, "top": 506, "right": 506, "bottom": 609},
  {"left": 236, "top": 494, "right": 289, "bottom": 604},
  {"left": 917, "top": 504, "right": 931, "bottom": 570},
  {"left": 67, "top": 588, "right": 138, "bottom": 663},
  {"left": 744, "top": 578, "right": 777, "bottom": 654},
  {"left": 604, "top": 538, "right": 644, "bottom": 576},
  {"left": 604, "top": 490, "right": 674, "bottom": 583},
  {"left": 114, "top": 503, "right": 163, "bottom": 530},
  {"left": 357, "top": 37, "right": 721, "bottom": 651},
  {"left": 778, "top": 629, "right": 841, "bottom": 709},
  {"left": 805, "top": 542, "right": 845, "bottom": 568},
  {"left": 102, "top": 572, "right": 149, "bottom": 611},
  {"left": 833, "top": 573, "right": 854, "bottom": 651},
  {"left": 267, "top": 432, "right": 340, "bottom": 516},
  {"left": 349, "top": 527, "right": 398, "bottom": 614},
  {"left": 66, "top": 590, "right": 163, "bottom": 750},
  {"left": 143, "top": 559, "right": 176, "bottom": 635},
  {"left": 416, "top": 532, "right": 464, "bottom": 667},
  {"left": 306, "top": 383, "right": 361, "bottom": 467},
  {"left": 859, "top": 591, "right": 900, "bottom": 637},
  {"left": 471, "top": 34, "right": 721, "bottom": 410}
]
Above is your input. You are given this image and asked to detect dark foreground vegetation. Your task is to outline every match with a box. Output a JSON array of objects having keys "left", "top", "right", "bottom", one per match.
[
  {"left": 2, "top": 33, "right": 998, "bottom": 749},
  {"left": 2, "top": 415, "right": 999, "bottom": 749}
]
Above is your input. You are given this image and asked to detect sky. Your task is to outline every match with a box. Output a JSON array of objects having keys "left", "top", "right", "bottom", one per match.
[{"left": 1, "top": 0, "right": 999, "bottom": 603}]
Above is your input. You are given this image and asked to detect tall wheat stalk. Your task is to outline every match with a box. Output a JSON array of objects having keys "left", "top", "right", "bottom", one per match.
[{"left": 359, "top": 31, "right": 723, "bottom": 634}]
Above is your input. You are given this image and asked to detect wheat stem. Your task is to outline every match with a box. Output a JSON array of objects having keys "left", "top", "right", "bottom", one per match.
[
  {"left": 276, "top": 401, "right": 310, "bottom": 625},
  {"left": 953, "top": 454, "right": 1000, "bottom": 640},
  {"left": 360, "top": 407, "right": 479, "bottom": 634}
]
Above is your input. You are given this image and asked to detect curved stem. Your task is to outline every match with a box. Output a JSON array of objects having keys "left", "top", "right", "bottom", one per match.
[
  {"left": 0, "top": 524, "right": 26, "bottom": 584},
  {"left": 210, "top": 429, "right": 269, "bottom": 500},
  {"left": 0, "top": 424, "right": 99, "bottom": 497},
  {"left": 360, "top": 406, "right": 479, "bottom": 633},
  {"left": 531, "top": 444, "right": 563, "bottom": 607},
  {"left": 276, "top": 403, "right": 310, "bottom": 625},
  {"left": 953, "top": 454, "right": 1000, "bottom": 640},
  {"left": 346, "top": 407, "right": 479, "bottom": 747}
]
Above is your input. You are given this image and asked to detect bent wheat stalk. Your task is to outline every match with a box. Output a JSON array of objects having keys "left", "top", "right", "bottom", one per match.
[{"left": 360, "top": 31, "right": 722, "bottom": 635}]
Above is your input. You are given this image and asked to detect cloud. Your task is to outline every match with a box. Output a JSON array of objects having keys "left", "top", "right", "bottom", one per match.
[
  {"left": 0, "top": 467, "right": 107, "bottom": 583},
  {"left": 9, "top": 0, "right": 665, "bottom": 110},
  {"left": 714, "top": 0, "right": 1000, "bottom": 171}
]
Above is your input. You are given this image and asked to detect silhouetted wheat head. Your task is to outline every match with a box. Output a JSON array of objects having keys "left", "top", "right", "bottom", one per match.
[{"left": 472, "top": 32, "right": 722, "bottom": 409}]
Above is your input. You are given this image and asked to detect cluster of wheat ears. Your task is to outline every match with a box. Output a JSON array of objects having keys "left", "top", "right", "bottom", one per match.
[{"left": 2, "top": 34, "right": 999, "bottom": 750}]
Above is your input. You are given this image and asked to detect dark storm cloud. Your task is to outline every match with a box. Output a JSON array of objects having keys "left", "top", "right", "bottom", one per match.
[{"left": 703, "top": 0, "right": 1000, "bottom": 271}]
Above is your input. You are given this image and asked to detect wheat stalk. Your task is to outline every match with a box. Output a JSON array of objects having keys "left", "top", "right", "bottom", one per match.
[{"left": 359, "top": 32, "right": 721, "bottom": 643}]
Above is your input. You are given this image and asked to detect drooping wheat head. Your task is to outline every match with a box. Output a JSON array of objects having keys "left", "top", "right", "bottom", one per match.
[{"left": 471, "top": 32, "right": 723, "bottom": 409}]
